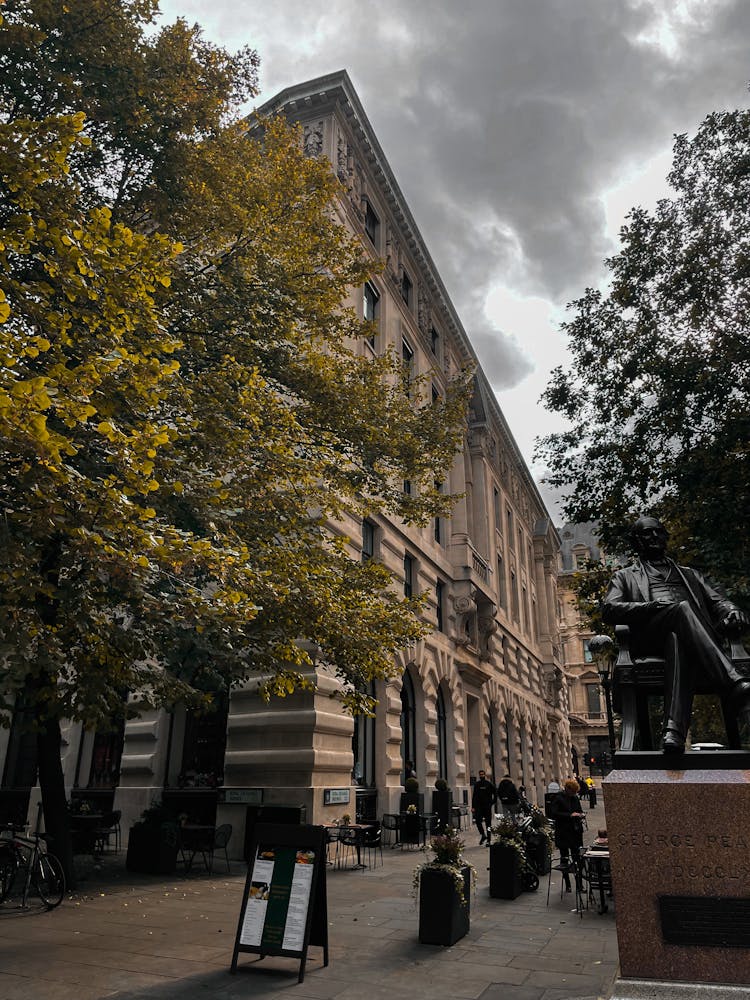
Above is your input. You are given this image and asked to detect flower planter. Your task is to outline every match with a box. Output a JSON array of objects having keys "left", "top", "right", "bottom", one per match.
[
  {"left": 488, "top": 842, "right": 524, "bottom": 899},
  {"left": 126, "top": 821, "right": 179, "bottom": 874},
  {"left": 525, "top": 832, "right": 551, "bottom": 875},
  {"left": 431, "top": 790, "right": 453, "bottom": 834},
  {"left": 418, "top": 864, "right": 471, "bottom": 945},
  {"left": 401, "top": 813, "right": 421, "bottom": 845}
]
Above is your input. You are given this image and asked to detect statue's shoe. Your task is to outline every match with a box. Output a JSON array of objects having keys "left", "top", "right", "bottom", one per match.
[
  {"left": 662, "top": 731, "right": 685, "bottom": 754},
  {"left": 730, "top": 679, "right": 750, "bottom": 708}
]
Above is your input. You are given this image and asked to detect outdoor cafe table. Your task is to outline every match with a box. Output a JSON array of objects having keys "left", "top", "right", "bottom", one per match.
[
  {"left": 582, "top": 848, "right": 611, "bottom": 914},
  {"left": 324, "top": 823, "right": 375, "bottom": 869},
  {"left": 398, "top": 812, "right": 436, "bottom": 847},
  {"left": 70, "top": 813, "right": 103, "bottom": 856},
  {"left": 179, "top": 824, "right": 215, "bottom": 872}
]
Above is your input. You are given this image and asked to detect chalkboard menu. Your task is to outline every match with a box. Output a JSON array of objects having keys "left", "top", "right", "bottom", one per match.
[{"left": 230, "top": 822, "right": 328, "bottom": 983}]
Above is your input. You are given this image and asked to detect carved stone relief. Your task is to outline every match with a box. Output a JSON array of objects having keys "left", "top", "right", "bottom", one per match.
[{"left": 303, "top": 120, "right": 324, "bottom": 158}]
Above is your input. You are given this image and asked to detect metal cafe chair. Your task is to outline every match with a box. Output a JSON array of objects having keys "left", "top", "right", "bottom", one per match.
[
  {"left": 546, "top": 854, "right": 585, "bottom": 918},
  {"left": 381, "top": 813, "right": 400, "bottom": 848},
  {"left": 209, "top": 823, "right": 232, "bottom": 874},
  {"left": 361, "top": 822, "right": 383, "bottom": 868}
]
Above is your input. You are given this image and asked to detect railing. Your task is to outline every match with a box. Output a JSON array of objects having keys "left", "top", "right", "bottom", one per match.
[{"left": 471, "top": 550, "right": 490, "bottom": 582}]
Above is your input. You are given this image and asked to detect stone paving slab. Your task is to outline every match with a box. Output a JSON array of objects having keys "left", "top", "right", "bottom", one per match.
[{"left": 0, "top": 802, "right": 618, "bottom": 1000}]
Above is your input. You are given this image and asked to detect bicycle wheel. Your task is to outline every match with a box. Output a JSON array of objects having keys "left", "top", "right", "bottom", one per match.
[
  {"left": 35, "top": 851, "right": 65, "bottom": 908},
  {"left": 0, "top": 844, "right": 17, "bottom": 903}
]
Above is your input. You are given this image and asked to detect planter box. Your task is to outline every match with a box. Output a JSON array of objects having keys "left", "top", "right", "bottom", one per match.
[
  {"left": 525, "top": 832, "right": 551, "bottom": 875},
  {"left": 489, "top": 842, "right": 524, "bottom": 899},
  {"left": 418, "top": 864, "right": 471, "bottom": 945},
  {"left": 401, "top": 814, "right": 422, "bottom": 845},
  {"left": 431, "top": 790, "right": 453, "bottom": 834},
  {"left": 126, "top": 822, "right": 179, "bottom": 874}
]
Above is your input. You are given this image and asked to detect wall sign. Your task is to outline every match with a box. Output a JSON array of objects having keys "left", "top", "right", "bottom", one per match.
[
  {"left": 220, "top": 788, "right": 264, "bottom": 805},
  {"left": 231, "top": 822, "right": 328, "bottom": 983},
  {"left": 323, "top": 788, "right": 350, "bottom": 806}
]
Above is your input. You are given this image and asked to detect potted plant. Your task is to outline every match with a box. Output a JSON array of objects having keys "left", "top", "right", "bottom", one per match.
[
  {"left": 126, "top": 800, "right": 180, "bottom": 874},
  {"left": 400, "top": 777, "right": 423, "bottom": 845},
  {"left": 414, "top": 828, "right": 475, "bottom": 945},
  {"left": 431, "top": 778, "right": 453, "bottom": 835},
  {"left": 488, "top": 815, "right": 525, "bottom": 899},
  {"left": 524, "top": 805, "right": 553, "bottom": 875}
]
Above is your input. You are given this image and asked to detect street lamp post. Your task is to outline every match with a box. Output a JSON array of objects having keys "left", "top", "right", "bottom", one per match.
[{"left": 590, "top": 634, "right": 617, "bottom": 760}]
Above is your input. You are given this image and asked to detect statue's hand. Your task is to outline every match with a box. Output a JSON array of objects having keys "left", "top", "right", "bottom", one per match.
[{"left": 721, "top": 609, "right": 749, "bottom": 632}]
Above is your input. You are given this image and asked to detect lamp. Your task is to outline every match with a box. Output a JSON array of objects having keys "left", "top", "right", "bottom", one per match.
[{"left": 589, "top": 634, "right": 617, "bottom": 761}]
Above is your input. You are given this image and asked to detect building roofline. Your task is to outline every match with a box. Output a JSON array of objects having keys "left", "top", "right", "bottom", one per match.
[{"left": 255, "top": 70, "right": 551, "bottom": 523}]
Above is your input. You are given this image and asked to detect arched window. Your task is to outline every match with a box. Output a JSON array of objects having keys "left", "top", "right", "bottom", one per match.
[
  {"left": 436, "top": 687, "right": 448, "bottom": 782},
  {"left": 400, "top": 670, "right": 416, "bottom": 777}
]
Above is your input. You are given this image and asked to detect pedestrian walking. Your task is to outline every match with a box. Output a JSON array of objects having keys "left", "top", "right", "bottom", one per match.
[{"left": 471, "top": 769, "right": 497, "bottom": 844}]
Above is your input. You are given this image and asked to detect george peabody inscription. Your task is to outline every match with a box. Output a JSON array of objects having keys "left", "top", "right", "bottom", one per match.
[{"left": 617, "top": 832, "right": 748, "bottom": 850}]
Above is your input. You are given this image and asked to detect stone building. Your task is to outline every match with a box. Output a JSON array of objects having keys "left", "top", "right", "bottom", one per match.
[
  {"left": 0, "top": 71, "right": 570, "bottom": 852},
  {"left": 557, "top": 522, "right": 611, "bottom": 776}
]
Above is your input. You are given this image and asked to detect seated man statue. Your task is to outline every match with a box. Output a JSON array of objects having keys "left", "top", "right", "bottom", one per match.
[{"left": 603, "top": 515, "right": 750, "bottom": 753}]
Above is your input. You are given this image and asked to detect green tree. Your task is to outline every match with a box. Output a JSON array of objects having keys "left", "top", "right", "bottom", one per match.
[
  {"left": 0, "top": 1, "right": 470, "bottom": 883},
  {"left": 569, "top": 558, "right": 617, "bottom": 638},
  {"left": 538, "top": 109, "right": 750, "bottom": 605}
]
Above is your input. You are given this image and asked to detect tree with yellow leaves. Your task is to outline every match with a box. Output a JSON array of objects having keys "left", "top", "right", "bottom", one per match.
[{"left": 0, "top": 1, "right": 469, "bottom": 882}]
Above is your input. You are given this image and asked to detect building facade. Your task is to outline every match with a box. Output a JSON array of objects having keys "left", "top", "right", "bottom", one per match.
[
  {"left": 557, "top": 522, "right": 611, "bottom": 776},
  {"left": 0, "top": 72, "right": 570, "bottom": 851}
]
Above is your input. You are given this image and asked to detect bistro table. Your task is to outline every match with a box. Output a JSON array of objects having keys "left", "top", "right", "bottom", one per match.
[
  {"left": 70, "top": 813, "right": 104, "bottom": 856},
  {"left": 582, "top": 848, "right": 611, "bottom": 914},
  {"left": 398, "top": 812, "right": 436, "bottom": 848},
  {"left": 179, "top": 824, "right": 215, "bottom": 872},
  {"left": 324, "top": 823, "right": 375, "bottom": 870}
]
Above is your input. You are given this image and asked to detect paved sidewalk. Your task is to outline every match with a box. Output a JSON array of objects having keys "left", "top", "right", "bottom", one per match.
[{"left": 0, "top": 801, "right": 617, "bottom": 1000}]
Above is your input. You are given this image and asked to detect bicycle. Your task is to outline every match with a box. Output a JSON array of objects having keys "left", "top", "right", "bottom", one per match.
[{"left": 0, "top": 802, "right": 66, "bottom": 909}]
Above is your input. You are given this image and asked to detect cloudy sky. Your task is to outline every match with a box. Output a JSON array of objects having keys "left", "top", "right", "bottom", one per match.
[{"left": 160, "top": 0, "right": 750, "bottom": 514}]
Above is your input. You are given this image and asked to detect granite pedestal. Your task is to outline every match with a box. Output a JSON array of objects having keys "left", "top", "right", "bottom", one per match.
[{"left": 604, "top": 765, "right": 750, "bottom": 988}]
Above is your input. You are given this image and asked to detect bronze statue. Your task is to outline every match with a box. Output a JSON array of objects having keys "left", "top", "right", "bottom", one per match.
[{"left": 603, "top": 515, "right": 750, "bottom": 753}]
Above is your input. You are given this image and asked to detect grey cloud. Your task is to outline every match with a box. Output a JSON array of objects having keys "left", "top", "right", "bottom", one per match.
[{"left": 161, "top": 0, "right": 750, "bottom": 392}]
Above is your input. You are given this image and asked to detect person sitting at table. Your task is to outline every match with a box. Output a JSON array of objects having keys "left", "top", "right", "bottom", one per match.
[{"left": 591, "top": 828, "right": 608, "bottom": 850}]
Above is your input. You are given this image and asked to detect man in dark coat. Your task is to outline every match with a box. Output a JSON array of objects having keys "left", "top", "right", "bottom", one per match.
[
  {"left": 549, "top": 779, "right": 585, "bottom": 891},
  {"left": 497, "top": 775, "right": 521, "bottom": 817},
  {"left": 603, "top": 515, "right": 750, "bottom": 753},
  {"left": 471, "top": 769, "right": 496, "bottom": 845}
]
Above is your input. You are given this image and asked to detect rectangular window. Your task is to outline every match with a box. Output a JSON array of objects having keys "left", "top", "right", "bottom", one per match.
[
  {"left": 364, "top": 201, "right": 379, "bottom": 246},
  {"left": 583, "top": 639, "right": 594, "bottom": 664},
  {"left": 518, "top": 528, "right": 524, "bottom": 564},
  {"left": 401, "top": 270, "right": 412, "bottom": 306},
  {"left": 521, "top": 585, "right": 529, "bottom": 633},
  {"left": 507, "top": 508, "right": 515, "bottom": 547},
  {"left": 362, "top": 520, "right": 375, "bottom": 562},
  {"left": 404, "top": 553, "right": 414, "bottom": 598},
  {"left": 363, "top": 281, "right": 379, "bottom": 322},
  {"left": 493, "top": 488, "right": 501, "bottom": 532},
  {"left": 510, "top": 569, "right": 519, "bottom": 621},
  {"left": 430, "top": 326, "right": 440, "bottom": 356},
  {"left": 586, "top": 683, "right": 601, "bottom": 715},
  {"left": 403, "top": 479, "right": 412, "bottom": 495},
  {"left": 402, "top": 337, "right": 414, "bottom": 392},
  {"left": 436, "top": 580, "right": 445, "bottom": 632},
  {"left": 363, "top": 281, "right": 379, "bottom": 349},
  {"left": 496, "top": 553, "right": 506, "bottom": 610},
  {"left": 531, "top": 598, "right": 539, "bottom": 639}
]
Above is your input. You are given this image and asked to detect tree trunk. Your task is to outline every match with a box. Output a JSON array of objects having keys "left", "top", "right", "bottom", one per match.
[
  {"left": 32, "top": 534, "right": 75, "bottom": 887},
  {"left": 37, "top": 714, "right": 75, "bottom": 889}
]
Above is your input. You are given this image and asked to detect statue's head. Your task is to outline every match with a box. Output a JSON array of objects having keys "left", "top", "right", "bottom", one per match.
[{"left": 631, "top": 515, "right": 669, "bottom": 559}]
